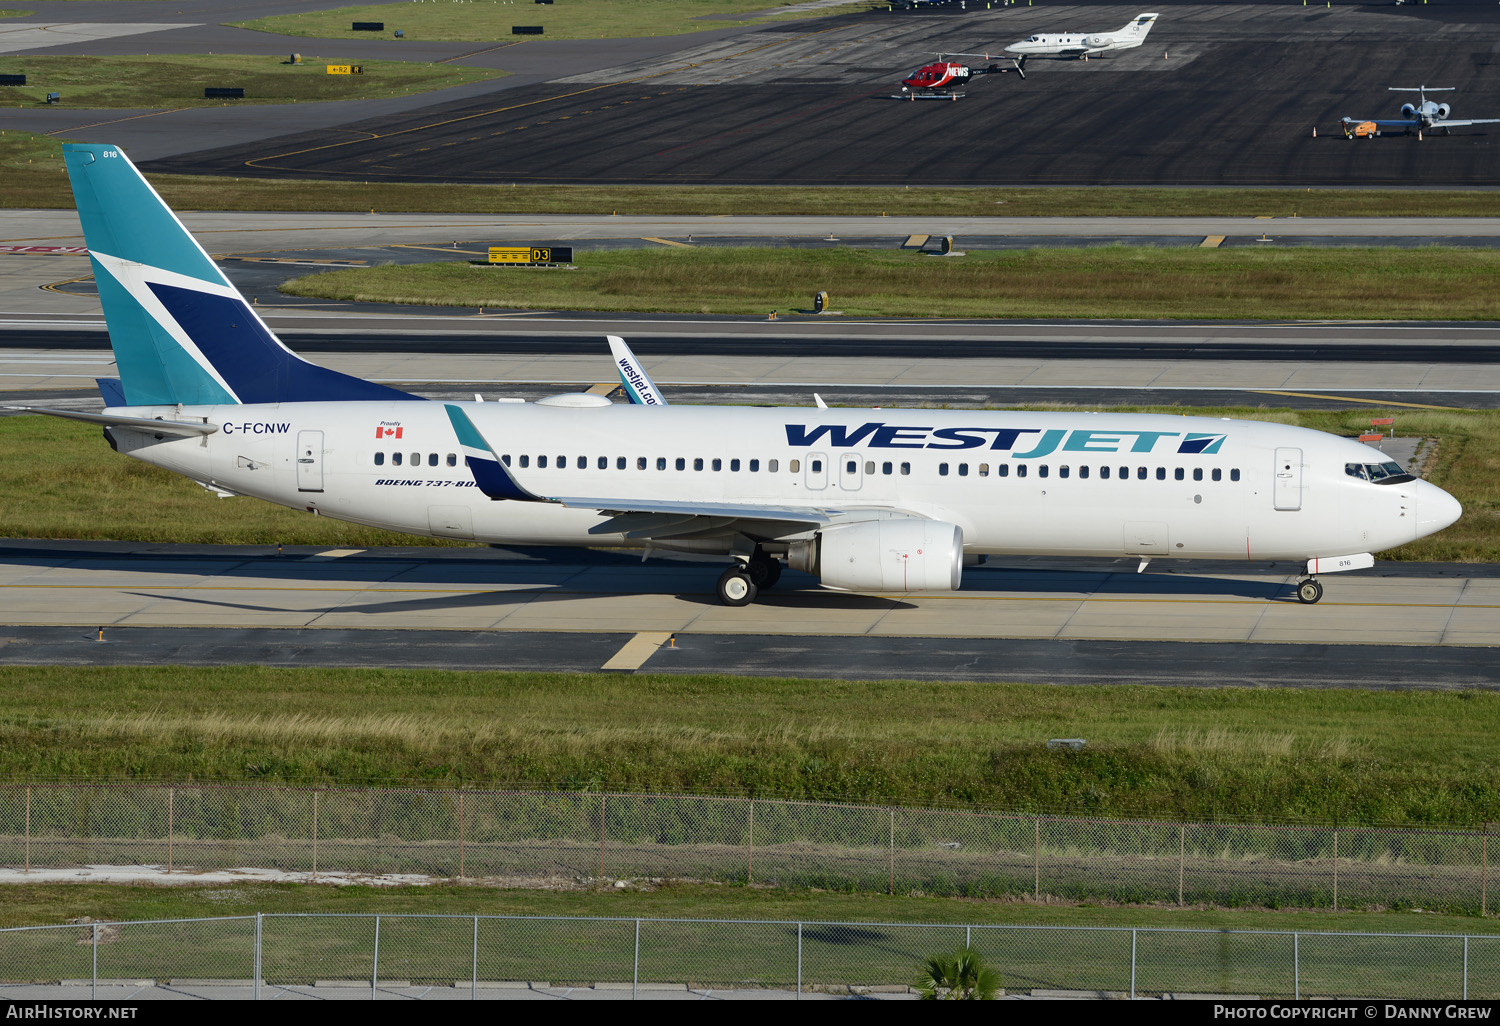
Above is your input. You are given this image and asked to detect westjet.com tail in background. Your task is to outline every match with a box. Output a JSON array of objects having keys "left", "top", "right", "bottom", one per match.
[{"left": 64, "top": 143, "right": 415, "bottom": 407}]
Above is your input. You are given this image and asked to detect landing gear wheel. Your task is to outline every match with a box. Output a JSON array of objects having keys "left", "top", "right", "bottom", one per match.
[
  {"left": 1296, "top": 578, "right": 1324, "bottom": 605},
  {"left": 717, "top": 566, "right": 758, "bottom": 607},
  {"left": 747, "top": 554, "right": 782, "bottom": 590}
]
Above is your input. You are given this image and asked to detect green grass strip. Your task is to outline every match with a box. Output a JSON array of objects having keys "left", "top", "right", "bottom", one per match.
[
  {"left": 5, "top": 883, "right": 1491, "bottom": 936},
  {"left": 282, "top": 245, "right": 1500, "bottom": 320},
  {"left": 231, "top": 0, "right": 859, "bottom": 42},
  {"left": 2, "top": 666, "right": 1499, "bottom": 825},
  {"left": 0, "top": 410, "right": 1490, "bottom": 560},
  {"left": 0, "top": 54, "right": 506, "bottom": 109}
]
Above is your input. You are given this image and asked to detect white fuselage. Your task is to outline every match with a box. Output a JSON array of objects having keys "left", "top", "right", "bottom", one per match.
[{"left": 108, "top": 402, "right": 1452, "bottom": 563}]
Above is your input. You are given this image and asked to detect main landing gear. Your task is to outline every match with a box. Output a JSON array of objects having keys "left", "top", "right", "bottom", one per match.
[
  {"left": 1295, "top": 578, "right": 1324, "bottom": 605},
  {"left": 715, "top": 549, "right": 783, "bottom": 606}
]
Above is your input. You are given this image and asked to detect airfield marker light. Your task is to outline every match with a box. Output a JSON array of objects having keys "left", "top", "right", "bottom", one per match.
[{"left": 96, "top": 627, "right": 103, "bottom": 642}]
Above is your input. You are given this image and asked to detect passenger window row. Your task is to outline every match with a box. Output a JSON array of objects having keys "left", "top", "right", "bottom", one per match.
[
  {"left": 372, "top": 452, "right": 1241, "bottom": 483},
  {"left": 373, "top": 452, "right": 457, "bottom": 467},
  {"left": 938, "top": 463, "right": 1241, "bottom": 482},
  {"left": 499, "top": 455, "right": 791, "bottom": 473}
]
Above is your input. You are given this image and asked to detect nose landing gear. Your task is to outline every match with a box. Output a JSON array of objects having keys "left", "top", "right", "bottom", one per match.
[{"left": 1295, "top": 577, "right": 1324, "bottom": 604}]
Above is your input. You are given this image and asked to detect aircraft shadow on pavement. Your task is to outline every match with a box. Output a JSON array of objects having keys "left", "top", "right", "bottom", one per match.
[{"left": 978, "top": 567, "right": 1291, "bottom": 601}]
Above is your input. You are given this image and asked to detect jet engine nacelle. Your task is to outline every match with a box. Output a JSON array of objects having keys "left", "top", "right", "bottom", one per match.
[
  {"left": 1401, "top": 103, "right": 1417, "bottom": 118},
  {"left": 1085, "top": 35, "right": 1108, "bottom": 47},
  {"left": 789, "top": 519, "right": 964, "bottom": 593},
  {"left": 1437, "top": 103, "right": 1451, "bottom": 120}
]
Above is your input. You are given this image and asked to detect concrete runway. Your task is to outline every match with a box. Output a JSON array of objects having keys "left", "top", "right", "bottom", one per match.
[{"left": 1, "top": 542, "right": 1497, "bottom": 685}]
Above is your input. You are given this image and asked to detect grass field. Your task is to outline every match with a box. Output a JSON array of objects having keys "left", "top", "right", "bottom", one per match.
[
  {"left": 0, "top": 409, "right": 1491, "bottom": 560},
  {"left": 0, "top": 415, "right": 468, "bottom": 547},
  {"left": 6, "top": 881, "right": 1493, "bottom": 935},
  {"left": 10, "top": 131, "right": 1500, "bottom": 214},
  {"left": 282, "top": 245, "right": 1500, "bottom": 321},
  {"left": 0, "top": 54, "right": 505, "bottom": 109},
  {"left": 232, "top": 0, "right": 861, "bottom": 42},
  {"left": 2, "top": 665, "right": 1499, "bottom": 824}
]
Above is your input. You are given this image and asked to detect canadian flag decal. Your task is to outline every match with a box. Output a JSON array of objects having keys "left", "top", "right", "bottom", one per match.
[{"left": 376, "top": 426, "right": 403, "bottom": 439}]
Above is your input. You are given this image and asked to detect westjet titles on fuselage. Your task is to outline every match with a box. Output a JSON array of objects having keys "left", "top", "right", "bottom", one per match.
[{"left": 785, "top": 422, "right": 1225, "bottom": 456}]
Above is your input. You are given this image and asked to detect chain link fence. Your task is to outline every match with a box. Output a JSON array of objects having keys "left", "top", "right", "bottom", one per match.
[
  {"left": 0, "top": 914, "right": 1496, "bottom": 1000},
  {"left": 0, "top": 785, "right": 1493, "bottom": 913}
]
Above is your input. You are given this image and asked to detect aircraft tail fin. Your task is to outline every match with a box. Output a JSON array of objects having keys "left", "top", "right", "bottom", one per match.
[
  {"left": 1125, "top": 12, "right": 1158, "bottom": 37},
  {"left": 63, "top": 143, "right": 415, "bottom": 408}
]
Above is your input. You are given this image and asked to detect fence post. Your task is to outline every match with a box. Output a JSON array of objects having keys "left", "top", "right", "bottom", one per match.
[
  {"left": 1130, "top": 929, "right": 1137, "bottom": 999},
  {"left": 1034, "top": 817, "right": 1041, "bottom": 901},
  {"left": 458, "top": 791, "right": 465, "bottom": 881},
  {"left": 889, "top": 808, "right": 895, "bottom": 896},
  {"left": 1483, "top": 824, "right": 1489, "bottom": 918},
  {"left": 598, "top": 794, "right": 607, "bottom": 886},
  {"left": 472, "top": 915, "right": 478, "bottom": 1001},
  {"left": 312, "top": 790, "right": 319, "bottom": 882},
  {"left": 1332, "top": 828, "right": 1338, "bottom": 911},
  {"left": 254, "top": 913, "right": 262, "bottom": 1001},
  {"left": 1178, "top": 823, "right": 1185, "bottom": 905},
  {"left": 24, "top": 785, "right": 29, "bottom": 874},
  {"left": 92, "top": 921, "right": 98, "bottom": 1000},
  {"left": 747, "top": 799, "right": 753, "bottom": 885},
  {"left": 797, "top": 921, "right": 803, "bottom": 1000},
  {"left": 966, "top": 925, "right": 971, "bottom": 948},
  {"left": 1464, "top": 935, "right": 1469, "bottom": 1000},
  {"left": 633, "top": 918, "right": 640, "bottom": 1000},
  {"left": 1293, "top": 932, "right": 1299, "bottom": 999},
  {"left": 167, "top": 787, "right": 174, "bottom": 875},
  {"left": 372, "top": 915, "right": 380, "bottom": 1001}
]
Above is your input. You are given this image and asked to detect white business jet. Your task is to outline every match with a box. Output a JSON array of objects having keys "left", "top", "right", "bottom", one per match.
[
  {"left": 1005, "top": 12, "right": 1159, "bottom": 65},
  {"left": 13, "top": 144, "right": 1461, "bottom": 607}
]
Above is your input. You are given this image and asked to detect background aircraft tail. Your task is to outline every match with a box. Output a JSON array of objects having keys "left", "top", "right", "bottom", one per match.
[
  {"left": 1124, "top": 13, "right": 1158, "bottom": 38},
  {"left": 64, "top": 143, "right": 414, "bottom": 407}
]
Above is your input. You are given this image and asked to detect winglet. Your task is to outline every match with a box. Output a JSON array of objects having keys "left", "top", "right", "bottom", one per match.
[
  {"left": 443, "top": 404, "right": 544, "bottom": 501},
  {"left": 608, "top": 335, "right": 668, "bottom": 407}
]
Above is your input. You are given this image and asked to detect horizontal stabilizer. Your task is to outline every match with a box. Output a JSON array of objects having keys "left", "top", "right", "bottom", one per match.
[{"left": 6, "top": 405, "right": 218, "bottom": 437}]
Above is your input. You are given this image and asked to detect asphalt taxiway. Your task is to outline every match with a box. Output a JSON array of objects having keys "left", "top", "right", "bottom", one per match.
[{"left": 2, "top": 542, "right": 1497, "bottom": 686}]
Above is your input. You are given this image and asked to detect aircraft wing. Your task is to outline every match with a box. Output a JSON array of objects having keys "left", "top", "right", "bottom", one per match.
[
  {"left": 1436, "top": 118, "right": 1500, "bottom": 128},
  {"left": 558, "top": 497, "right": 929, "bottom": 542},
  {"left": 5, "top": 406, "right": 219, "bottom": 437},
  {"left": 564, "top": 497, "right": 833, "bottom": 540}
]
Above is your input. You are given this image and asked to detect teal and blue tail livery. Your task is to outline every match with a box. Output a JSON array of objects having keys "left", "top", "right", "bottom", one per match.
[{"left": 64, "top": 143, "right": 414, "bottom": 407}]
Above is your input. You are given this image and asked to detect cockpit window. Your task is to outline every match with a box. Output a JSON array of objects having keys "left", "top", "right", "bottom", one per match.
[{"left": 1346, "top": 461, "right": 1415, "bottom": 485}]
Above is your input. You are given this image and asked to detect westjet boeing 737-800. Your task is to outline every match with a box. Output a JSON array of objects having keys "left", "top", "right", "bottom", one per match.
[{"left": 16, "top": 144, "right": 1462, "bottom": 606}]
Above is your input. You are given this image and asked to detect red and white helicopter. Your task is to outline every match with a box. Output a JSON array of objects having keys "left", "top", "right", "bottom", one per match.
[{"left": 897, "top": 53, "right": 1024, "bottom": 100}]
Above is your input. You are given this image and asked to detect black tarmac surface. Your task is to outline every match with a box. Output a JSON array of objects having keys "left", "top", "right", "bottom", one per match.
[
  {"left": 140, "top": 4, "right": 1500, "bottom": 187},
  {"left": 5, "top": 623, "right": 1498, "bottom": 688}
]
